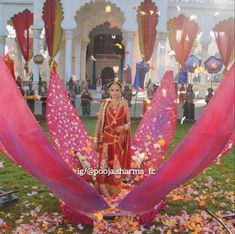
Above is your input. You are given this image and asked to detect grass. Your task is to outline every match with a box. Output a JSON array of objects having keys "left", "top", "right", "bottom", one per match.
[{"left": 0, "top": 119, "right": 234, "bottom": 233}]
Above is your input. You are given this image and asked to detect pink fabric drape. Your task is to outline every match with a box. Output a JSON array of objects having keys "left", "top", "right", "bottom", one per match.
[
  {"left": 137, "top": 0, "right": 159, "bottom": 62},
  {"left": 131, "top": 71, "right": 177, "bottom": 174},
  {"left": 0, "top": 57, "right": 108, "bottom": 213},
  {"left": 11, "top": 9, "right": 33, "bottom": 67},
  {"left": 118, "top": 64, "right": 235, "bottom": 214},
  {"left": 46, "top": 71, "right": 99, "bottom": 174},
  {"left": 3, "top": 54, "right": 15, "bottom": 79},
  {"left": 168, "top": 14, "right": 199, "bottom": 68},
  {"left": 213, "top": 17, "right": 235, "bottom": 70}
]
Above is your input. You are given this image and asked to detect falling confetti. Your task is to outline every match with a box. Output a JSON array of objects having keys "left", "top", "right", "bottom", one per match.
[
  {"left": 115, "top": 43, "right": 123, "bottom": 49},
  {"left": 0, "top": 161, "right": 4, "bottom": 168},
  {"left": 90, "top": 55, "right": 96, "bottom": 61},
  {"left": 132, "top": 6, "right": 137, "bottom": 11},
  {"left": 108, "top": 22, "right": 117, "bottom": 29}
]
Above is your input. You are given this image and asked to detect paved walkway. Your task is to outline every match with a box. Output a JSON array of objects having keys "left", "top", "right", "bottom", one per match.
[{"left": 34, "top": 90, "right": 207, "bottom": 120}]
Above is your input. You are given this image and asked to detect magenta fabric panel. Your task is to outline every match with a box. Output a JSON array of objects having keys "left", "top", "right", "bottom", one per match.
[
  {"left": 131, "top": 71, "right": 177, "bottom": 173},
  {"left": 118, "top": 64, "right": 235, "bottom": 214},
  {"left": 46, "top": 72, "right": 99, "bottom": 173},
  {"left": 0, "top": 57, "right": 108, "bottom": 213}
]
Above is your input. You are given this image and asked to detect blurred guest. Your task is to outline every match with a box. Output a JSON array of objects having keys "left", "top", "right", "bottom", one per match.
[
  {"left": 205, "top": 88, "right": 214, "bottom": 105},
  {"left": 80, "top": 87, "right": 92, "bottom": 116},
  {"left": 182, "top": 84, "right": 195, "bottom": 120},
  {"left": 25, "top": 83, "right": 35, "bottom": 113},
  {"left": 122, "top": 85, "right": 132, "bottom": 108},
  {"left": 179, "top": 84, "right": 186, "bottom": 104}
]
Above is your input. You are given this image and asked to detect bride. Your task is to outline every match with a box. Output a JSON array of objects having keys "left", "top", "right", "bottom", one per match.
[{"left": 93, "top": 78, "right": 131, "bottom": 196}]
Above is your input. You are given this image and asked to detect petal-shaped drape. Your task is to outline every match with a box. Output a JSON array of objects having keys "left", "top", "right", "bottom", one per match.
[
  {"left": 11, "top": 9, "right": 33, "bottom": 68},
  {"left": 3, "top": 53, "right": 15, "bottom": 79},
  {"left": 213, "top": 17, "right": 235, "bottom": 70},
  {"left": 42, "top": 0, "right": 64, "bottom": 59},
  {"left": 119, "top": 64, "right": 234, "bottom": 214},
  {"left": 168, "top": 14, "right": 199, "bottom": 68},
  {"left": 131, "top": 70, "right": 177, "bottom": 174},
  {"left": 0, "top": 57, "right": 108, "bottom": 213},
  {"left": 137, "top": 0, "right": 159, "bottom": 62},
  {"left": 46, "top": 71, "right": 99, "bottom": 174}
]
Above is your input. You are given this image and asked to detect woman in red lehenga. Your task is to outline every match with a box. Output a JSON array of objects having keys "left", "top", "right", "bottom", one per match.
[{"left": 93, "top": 79, "right": 131, "bottom": 196}]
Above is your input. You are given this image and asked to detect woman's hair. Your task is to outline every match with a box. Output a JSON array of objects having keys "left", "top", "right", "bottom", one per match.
[{"left": 107, "top": 78, "right": 122, "bottom": 89}]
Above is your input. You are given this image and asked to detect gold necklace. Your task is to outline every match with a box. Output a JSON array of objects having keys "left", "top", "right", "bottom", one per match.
[{"left": 110, "top": 99, "right": 121, "bottom": 111}]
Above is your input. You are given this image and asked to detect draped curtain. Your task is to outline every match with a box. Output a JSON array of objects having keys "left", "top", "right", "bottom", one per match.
[
  {"left": 137, "top": 0, "right": 159, "bottom": 62},
  {"left": 134, "top": 0, "right": 158, "bottom": 90},
  {"left": 168, "top": 14, "right": 199, "bottom": 69},
  {"left": 42, "top": 0, "right": 64, "bottom": 61},
  {"left": 213, "top": 17, "right": 235, "bottom": 70},
  {"left": 11, "top": 9, "right": 33, "bottom": 72}
]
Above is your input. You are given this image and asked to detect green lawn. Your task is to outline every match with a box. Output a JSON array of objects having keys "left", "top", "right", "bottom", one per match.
[{"left": 0, "top": 119, "right": 234, "bottom": 233}]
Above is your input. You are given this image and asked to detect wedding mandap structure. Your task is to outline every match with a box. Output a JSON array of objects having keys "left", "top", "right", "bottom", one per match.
[{"left": 0, "top": 0, "right": 234, "bottom": 97}]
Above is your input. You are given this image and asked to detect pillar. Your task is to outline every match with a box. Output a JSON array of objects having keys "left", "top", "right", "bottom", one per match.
[
  {"left": 80, "top": 40, "right": 87, "bottom": 81},
  {"left": 64, "top": 29, "right": 73, "bottom": 81},
  {"left": 32, "top": 28, "right": 41, "bottom": 88},
  {"left": 158, "top": 32, "right": 168, "bottom": 81},
  {"left": 0, "top": 36, "right": 6, "bottom": 56},
  {"left": 199, "top": 41, "right": 210, "bottom": 98},
  {"left": 150, "top": 37, "right": 159, "bottom": 84},
  {"left": 15, "top": 39, "right": 23, "bottom": 78},
  {"left": 74, "top": 37, "right": 82, "bottom": 80},
  {"left": 124, "top": 31, "right": 134, "bottom": 67}
]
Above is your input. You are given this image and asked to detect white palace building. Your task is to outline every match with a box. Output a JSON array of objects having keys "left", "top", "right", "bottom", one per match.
[{"left": 0, "top": 0, "right": 234, "bottom": 97}]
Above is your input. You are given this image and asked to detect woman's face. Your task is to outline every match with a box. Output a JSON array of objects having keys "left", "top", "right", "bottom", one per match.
[{"left": 109, "top": 83, "right": 122, "bottom": 99}]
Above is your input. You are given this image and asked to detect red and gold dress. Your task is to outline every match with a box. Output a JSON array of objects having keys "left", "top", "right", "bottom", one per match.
[{"left": 96, "top": 99, "right": 131, "bottom": 196}]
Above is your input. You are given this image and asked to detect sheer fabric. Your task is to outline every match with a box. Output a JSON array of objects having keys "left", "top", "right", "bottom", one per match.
[
  {"left": 0, "top": 57, "right": 108, "bottom": 213},
  {"left": 119, "top": 64, "right": 235, "bottom": 214},
  {"left": 46, "top": 72, "right": 98, "bottom": 175},
  {"left": 132, "top": 71, "right": 177, "bottom": 174}
]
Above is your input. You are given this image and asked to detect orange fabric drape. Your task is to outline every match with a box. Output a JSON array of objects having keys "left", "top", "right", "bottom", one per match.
[
  {"left": 213, "top": 17, "right": 235, "bottom": 70},
  {"left": 168, "top": 14, "right": 199, "bottom": 68},
  {"left": 137, "top": 0, "right": 159, "bottom": 62}
]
